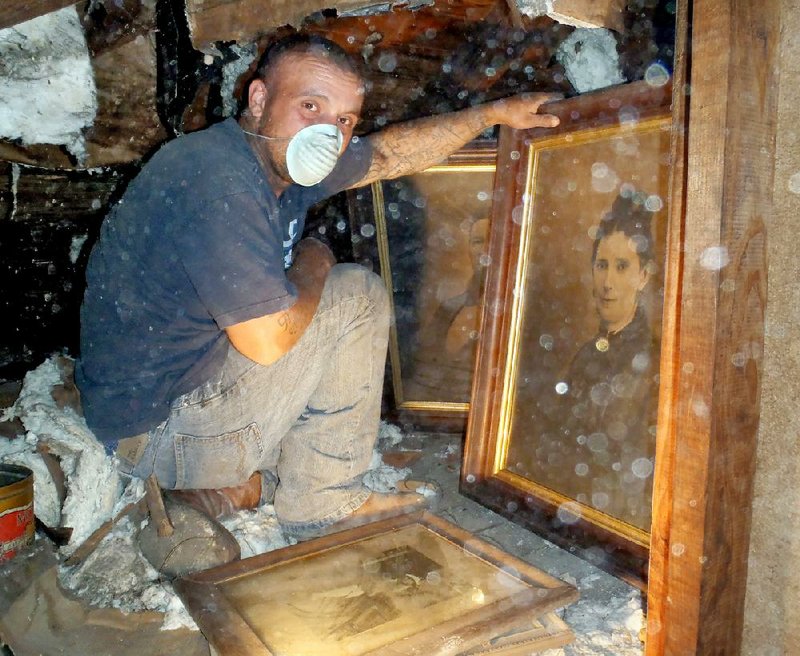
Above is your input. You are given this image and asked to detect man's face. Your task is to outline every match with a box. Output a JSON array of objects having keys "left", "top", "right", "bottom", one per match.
[
  {"left": 248, "top": 51, "right": 364, "bottom": 185},
  {"left": 592, "top": 231, "right": 650, "bottom": 333}
]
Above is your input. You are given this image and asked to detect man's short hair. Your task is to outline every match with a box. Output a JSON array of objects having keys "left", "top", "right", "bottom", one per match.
[{"left": 255, "top": 33, "right": 361, "bottom": 83}]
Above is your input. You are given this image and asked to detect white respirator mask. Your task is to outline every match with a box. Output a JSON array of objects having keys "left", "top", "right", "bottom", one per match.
[
  {"left": 285, "top": 123, "right": 344, "bottom": 186},
  {"left": 243, "top": 122, "right": 345, "bottom": 187}
]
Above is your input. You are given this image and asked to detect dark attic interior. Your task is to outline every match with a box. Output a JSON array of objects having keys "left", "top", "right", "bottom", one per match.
[{"left": 0, "top": 1, "right": 797, "bottom": 655}]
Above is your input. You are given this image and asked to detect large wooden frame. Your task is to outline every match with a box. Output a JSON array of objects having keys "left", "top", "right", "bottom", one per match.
[
  {"left": 463, "top": 0, "right": 778, "bottom": 652},
  {"left": 174, "top": 511, "right": 578, "bottom": 656},
  {"left": 461, "top": 80, "right": 672, "bottom": 588}
]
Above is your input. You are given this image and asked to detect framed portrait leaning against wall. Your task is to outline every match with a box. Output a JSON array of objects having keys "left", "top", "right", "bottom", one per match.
[
  {"left": 461, "top": 80, "right": 673, "bottom": 586},
  {"left": 366, "top": 144, "right": 497, "bottom": 428}
]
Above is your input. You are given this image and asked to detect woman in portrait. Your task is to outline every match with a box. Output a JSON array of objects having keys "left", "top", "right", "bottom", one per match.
[
  {"left": 548, "top": 192, "right": 660, "bottom": 530},
  {"left": 405, "top": 216, "right": 490, "bottom": 403}
]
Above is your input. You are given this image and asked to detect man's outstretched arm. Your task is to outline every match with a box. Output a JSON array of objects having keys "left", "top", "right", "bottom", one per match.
[{"left": 353, "top": 93, "right": 560, "bottom": 187}]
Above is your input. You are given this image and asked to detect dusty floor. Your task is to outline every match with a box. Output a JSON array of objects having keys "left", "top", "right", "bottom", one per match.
[{"left": 0, "top": 361, "right": 644, "bottom": 655}]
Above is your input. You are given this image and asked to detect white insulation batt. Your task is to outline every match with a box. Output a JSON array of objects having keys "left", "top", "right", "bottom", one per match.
[{"left": 0, "top": 6, "right": 97, "bottom": 162}]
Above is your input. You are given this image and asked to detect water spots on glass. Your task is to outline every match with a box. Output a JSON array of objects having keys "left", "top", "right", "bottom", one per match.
[
  {"left": 682, "top": 361, "right": 695, "bottom": 374},
  {"left": 611, "top": 461, "right": 622, "bottom": 472},
  {"left": 575, "top": 462, "right": 589, "bottom": 477},
  {"left": 465, "top": 473, "right": 476, "bottom": 484},
  {"left": 336, "top": 219, "right": 347, "bottom": 233},
  {"left": 506, "top": 500, "right": 518, "bottom": 513},
  {"left": 644, "top": 194, "right": 664, "bottom": 212},
  {"left": 587, "top": 432, "right": 608, "bottom": 453},
  {"left": 618, "top": 106, "right": 640, "bottom": 126},
  {"left": 360, "top": 223, "right": 375, "bottom": 238},
  {"left": 511, "top": 204, "right": 525, "bottom": 225},
  {"left": 631, "top": 351, "right": 650, "bottom": 373},
  {"left": 691, "top": 398, "right": 709, "bottom": 418},
  {"left": 479, "top": 253, "right": 492, "bottom": 267},
  {"left": 378, "top": 52, "right": 397, "bottom": 73},
  {"left": 591, "top": 492, "right": 610, "bottom": 510},
  {"left": 477, "top": 191, "right": 489, "bottom": 202},
  {"left": 590, "top": 382, "right": 613, "bottom": 407},
  {"left": 689, "top": 499, "right": 698, "bottom": 508},
  {"left": 591, "top": 161, "right": 619, "bottom": 193},
  {"left": 555, "top": 381, "right": 569, "bottom": 395},
  {"left": 556, "top": 501, "right": 582, "bottom": 525},
  {"left": 631, "top": 458, "right": 653, "bottom": 479},
  {"left": 699, "top": 245, "right": 730, "bottom": 270},
  {"left": 539, "top": 334, "right": 554, "bottom": 351},
  {"left": 699, "top": 555, "right": 708, "bottom": 564},
  {"left": 509, "top": 150, "right": 521, "bottom": 161},
  {"left": 644, "top": 62, "right": 671, "bottom": 87},
  {"left": 720, "top": 278, "right": 736, "bottom": 293},
  {"left": 671, "top": 542, "right": 686, "bottom": 557},
  {"left": 426, "top": 570, "right": 442, "bottom": 585}
]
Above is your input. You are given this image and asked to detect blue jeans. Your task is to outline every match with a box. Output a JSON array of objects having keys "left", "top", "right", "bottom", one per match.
[{"left": 124, "top": 264, "right": 390, "bottom": 534}]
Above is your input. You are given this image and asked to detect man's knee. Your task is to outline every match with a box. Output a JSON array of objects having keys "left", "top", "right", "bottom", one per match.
[{"left": 325, "top": 263, "right": 389, "bottom": 313}]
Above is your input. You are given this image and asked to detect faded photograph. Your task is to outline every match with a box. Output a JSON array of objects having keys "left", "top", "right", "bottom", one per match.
[
  {"left": 540, "top": 194, "right": 659, "bottom": 528},
  {"left": 504, "top": 122, "right": 670, "bottom": 534},
  {"left": 220, "top": 523, "right": 530, "bottom": 656},
  {"left": 379, "top": 165, "right": 495, "bottom": 408}
]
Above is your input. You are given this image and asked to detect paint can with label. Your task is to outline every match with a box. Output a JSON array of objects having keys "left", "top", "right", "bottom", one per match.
[{"left": 0, "top": 464, "right": 34, "bottom": 561}]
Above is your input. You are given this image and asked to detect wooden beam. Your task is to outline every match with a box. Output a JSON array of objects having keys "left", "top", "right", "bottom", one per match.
[
  {"left": 645, "top": 0, "right": 780, "bottom": 653},
  {"left": 185, "top": 0, "right": 382, "bottom": 53},
  {"left": 0, "top": 0, "right": 78, "bottom": 31}
]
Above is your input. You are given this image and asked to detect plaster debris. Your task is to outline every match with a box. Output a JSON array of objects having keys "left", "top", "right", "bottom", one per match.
[
  {"left": 69, "top": 233, "right": 89, "bottom": 264},
  {"left": 555, "top": 28, "right": 626, "bottom": 93},
  {"left": 0, "top": 6, "right": 97, "bottom": 162},
  {"left": 221, "top": 43, "right": 258, "bottom": 118}
]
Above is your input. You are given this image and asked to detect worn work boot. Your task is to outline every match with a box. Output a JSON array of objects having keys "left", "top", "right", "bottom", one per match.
[
  {"left": 282, "top": 479, "right": 442, "bottom": 542},
  {"left": 137, "top": 497, "right": 241, "bottom": 579},
  {"left": 165, "top": 471, "right": 263, "bottom": 520}
]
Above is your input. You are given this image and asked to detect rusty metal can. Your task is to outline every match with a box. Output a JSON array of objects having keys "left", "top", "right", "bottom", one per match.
[{"left": 0, "top": 464, "right": 34, "bottom": 561}]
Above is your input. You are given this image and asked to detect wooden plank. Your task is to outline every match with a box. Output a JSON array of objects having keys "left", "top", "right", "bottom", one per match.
[
  {"left": 185, "top": 0, "right": 382, "bottom": 53},
  {"left": 644, "top": 0, "right": 779, "bottom": 653},
  {"left": 0, "top": 0, "right": 78, "bottom": 31},
  {"left": 548, "top": 0, "right": 625, "bottom": 31},
  {"left": 85, "top": 32, "right": 167, "bottom": 167}
]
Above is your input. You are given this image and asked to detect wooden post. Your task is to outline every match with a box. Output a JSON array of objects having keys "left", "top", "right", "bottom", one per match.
[{"left": 646, "top": 0, "right": 780, "bottom": 653}]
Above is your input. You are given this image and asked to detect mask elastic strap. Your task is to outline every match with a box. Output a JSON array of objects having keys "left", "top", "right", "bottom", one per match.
[{"left": 241, "top": 129, "right": 291, "bottom": 142}]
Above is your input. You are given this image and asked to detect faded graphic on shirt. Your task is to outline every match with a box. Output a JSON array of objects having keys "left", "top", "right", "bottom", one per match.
[{"left": 283, "top": 217, "right": 300, "bottom": 269}]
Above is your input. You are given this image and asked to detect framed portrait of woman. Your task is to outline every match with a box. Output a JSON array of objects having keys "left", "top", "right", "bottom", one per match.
[{"left": 461, "top": 80, "right": 673, "bottom": 585}]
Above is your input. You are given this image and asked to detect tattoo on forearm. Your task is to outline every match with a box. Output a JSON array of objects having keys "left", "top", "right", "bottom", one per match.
[
  {"left": 278, "top": 311, "right": 298, "bottom": 335},
  {"left": 368, "top": 107, "right": 489, "bottom": 181}
]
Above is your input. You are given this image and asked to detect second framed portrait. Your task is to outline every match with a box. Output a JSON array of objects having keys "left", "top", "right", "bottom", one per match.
[{"left": 364, "top": 144, "right": 497, "bottom": 428}]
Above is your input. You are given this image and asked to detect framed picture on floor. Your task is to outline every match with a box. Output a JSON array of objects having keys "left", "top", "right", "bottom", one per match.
[
  {"left": 461, "top": 80, "right": 673, "bottom": 586},
  {"left": 174, "top": 511, "right": 578, "bottom": 656}
]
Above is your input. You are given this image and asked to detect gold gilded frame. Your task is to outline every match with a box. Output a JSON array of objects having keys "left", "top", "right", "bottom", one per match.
[
  {"left": 371, "top": 146, "right": 496, "bottom": 425},
  {"left": 462, "top": 81, "right": 673, "bottom": 587}
]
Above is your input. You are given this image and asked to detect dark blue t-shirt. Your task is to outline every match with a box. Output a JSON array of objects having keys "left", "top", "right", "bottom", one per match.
[{"left": 76, "top": 118, "right": 372, "bottom": 445}]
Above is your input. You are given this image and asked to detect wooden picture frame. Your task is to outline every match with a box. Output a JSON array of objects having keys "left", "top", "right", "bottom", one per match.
[
  {"left": 461, "top": 81, "right": 673, "bottom": 587},
  {"left": 349, "top": 144, "right": 497, "bottom": 430},
  {"left": 174, "top": 511, "right": 578, "bottom": 656}
]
